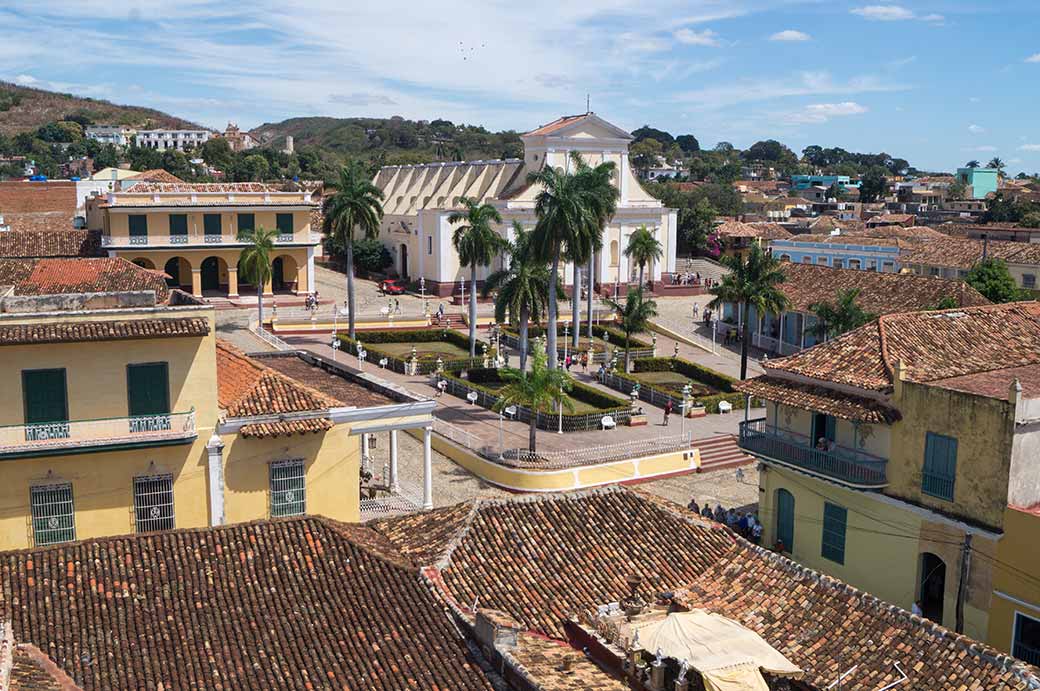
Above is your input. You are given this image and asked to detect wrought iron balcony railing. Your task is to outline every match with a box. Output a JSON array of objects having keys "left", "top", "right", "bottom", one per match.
[{"left": 0, "top": 410, "right": 196, "bottom": 457}]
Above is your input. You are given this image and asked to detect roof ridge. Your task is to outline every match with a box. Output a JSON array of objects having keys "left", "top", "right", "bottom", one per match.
[
  {"left": 434, "top": 499, "right": 483, "bottom": 571},
  {"left": 216, "top": 339, "right": 339, "bottom": 412}
]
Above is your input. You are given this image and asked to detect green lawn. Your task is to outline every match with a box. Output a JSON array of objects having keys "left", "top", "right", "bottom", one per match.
[
  {"left": 375, "top": 341, "right": 473, "bottom": 360},
  {"left": 630, "top": 370, "right": 718, "bottom": 397}
]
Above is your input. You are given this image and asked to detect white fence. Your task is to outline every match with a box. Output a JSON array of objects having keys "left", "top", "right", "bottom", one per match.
[{"left": 499, "top": 432, "right": 693, "bottom": 469}]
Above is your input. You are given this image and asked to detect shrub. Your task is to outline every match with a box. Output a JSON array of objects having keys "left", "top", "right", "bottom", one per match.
[
  {"left": 632, "top": 356, "right": 736, "bottom": 392},
  {"left": 352, "top": 237, "right": 393, "bottom": 274}
]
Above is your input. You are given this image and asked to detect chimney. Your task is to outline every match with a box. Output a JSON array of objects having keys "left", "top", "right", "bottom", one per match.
[{"left": 474, "top": 609, "right": 520, "bottom": 654}]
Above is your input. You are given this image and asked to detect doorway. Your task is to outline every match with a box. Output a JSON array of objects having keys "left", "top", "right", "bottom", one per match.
[
  {"left": 776, "top": 489, "right": 795, "bottom": 553},
  {"left": 919, "top": 552, "right": 946, "bottom": 622},
  {"left": 201, "top": 257, "right": 220, "bottom": 291},
  {"left": 272, "top": 257, "right": 285, "bottom": 291},
  {"left": 400, "top": 243, "right": 409, "bottom": 281}
]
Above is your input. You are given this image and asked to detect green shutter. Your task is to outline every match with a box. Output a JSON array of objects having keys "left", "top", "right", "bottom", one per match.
[
  {"left": 169, "top": 214, "right": 188, "bottom": 236},
  {"left": 923, "top": 432, "right": 957, "bottom": 500},
  {"left": 204, "top": 214, "right": 222, "bottom": 236},
  {"left": 23, "top": 369, "right": 68, "bottom": 424},
  {"left": 821, "top": 502, "right": 847, "bottom": 564},
  {"left": 237, "top": 213, "right": 255, "bottom": 236},
  {"left": 129, "top": 215, "right": 148, "bottom": 237},
  {"left": 276, "top": 213, "right": 293, "bottom": 235},
  {"left": 776, "top": 489, "right": 795, "bottom": 552},
  {"left": 127, "top": 363, "right": 170, "bottom": 416}
]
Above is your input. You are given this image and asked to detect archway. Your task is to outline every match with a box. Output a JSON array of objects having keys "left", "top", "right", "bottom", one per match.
[
  {"left": 272, "top": 254, "right": 298, "bottom": 293},
  {"left": 399, "top": 243, "right": 409, "bottom": 281},
  {"left": 163, "top": 257, "right": 190, "bottom": 289},
  {"left": 200, "top": 256, "right": 227, "bottom": 293},
  {"left": 919, "top": 552, "right": 946, "bottom": 622},
  {"left": 775, "top": 489, "right": 795, "bottom": 553},
  {"left": 131, "top": 257, "right": 156, "bottom": 270}
]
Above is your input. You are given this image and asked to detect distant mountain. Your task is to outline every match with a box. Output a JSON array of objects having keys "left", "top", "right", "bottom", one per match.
[{"left": 0, "top": 82, "right": 203, "bottom": 136}]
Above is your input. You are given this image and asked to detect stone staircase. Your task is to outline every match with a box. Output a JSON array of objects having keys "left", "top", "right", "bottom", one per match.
[
  {"left": 695, "top": 434, "right": 754, "bottom": 471},
  {"left": 676, "top": 257, "right": 730, "bottom": 284}
]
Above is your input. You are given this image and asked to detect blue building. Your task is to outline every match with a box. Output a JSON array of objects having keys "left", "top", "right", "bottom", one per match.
[
  {"left": 955, "top": 167, "right": 999, "bottom": 200},
  {"left": 769, "top": 236, "right": 903, "bottom": 272},
  {"left": 790, "top": 175, "right": 860, "bottom": 191}
]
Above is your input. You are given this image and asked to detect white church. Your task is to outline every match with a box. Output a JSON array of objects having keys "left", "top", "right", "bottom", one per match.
[{"left": 373, "top": 113, "right": 679, "bottom": 297}]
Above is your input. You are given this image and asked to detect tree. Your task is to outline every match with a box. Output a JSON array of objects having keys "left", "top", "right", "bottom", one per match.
[
  {"left": 743, "top": 139, "right": 796, "bottom": 164},
  {"left": 483, "top": 223, "right": 555, "bottom": 371},
  {"left": 809, "top": 288, "right": 876, "bottom": 340},
  {"left": 237, "top": 154, "right": 270, "bottom": 182},
  {"left": 351, "top": 237, "right": 392, "bottom": 273},
  {"left": 966, "top": 160, "right": 980, "bottom": 169},
  {"left": 679, "top": 198, "right": 717, "bottom": 257},
  {"left": 161, "top": 149, "right": 192, "bottom": 179},
  {"left": 448, "top": 197, "right": 505, "bottom": 356},
  {"left": 494, "top": 348, "right": 573, "bottom": 452},
  {"left": 322, "top": 160, "right": 385, "bottom": 339},
  {"left": 631, "top": 126, "right": 674, "bottom": 148},
  {"left": 858, "top": 169, "right": 887, "bottom": 203},
  {"left": 825, "top": 182, "right": 846, "bottom": 201},
  {"left": 93, "top": 144, "right": 119, "bottom": 171},
  {"left": 707, "top": 243, "right": 789, "bottom": 379},
  {"left": 201, "top": 138, "right": 233, "bottom": 170},
  {"left": 988, "top": 157, "right": 1006, "bottom": 177},
  {"left": 947, "top": 178, "right": 967, "bottom": 200},
  {"left": 983, "top": 193, "right": 1022, "bottom": 224},
  {"left": 629, "top": 138, "right": 663, "bottom": 177},
  {"left": 676, "top": 134, "right": 700, "bottom": 153},
  {"left": 623, "top": 225, "right": 663, "bottom": 289},
  {"left": 529, "top": 163, "right": 603, "bottom": 368},
  {"left": 237, "top": 225, "right": 278, "bottom": 332},
  {"left": 604, "top": 288, "right": 658, "bottom": 373},
  {"left": 36, "top": 121, "right": 82, "bottom": 143},
  {"left": 570, "top": 154, "right": 618, "bottom": 347},
  {"left": 933, "top": 296, "right": 960, "bottom": 310},
  {"left": 966, "top": 258, "right": 1026, "bottom": 303}
]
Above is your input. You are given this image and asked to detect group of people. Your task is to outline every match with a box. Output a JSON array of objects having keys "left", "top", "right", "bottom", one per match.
[
  {"left": 673, "top": 272, "right": 716, "bottom": 287},
  {"left": 304, "top": 291, "right": 321, "bottom": 311},
  {"left": 687, "top": 499, "right": 763, "bottom": 544},
  {"left": 561, "top": 352, "right": 590, "bottom": 373}
]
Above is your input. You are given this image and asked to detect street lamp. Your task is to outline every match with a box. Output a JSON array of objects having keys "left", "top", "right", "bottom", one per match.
[
  {"left": 330, "top": 336, "right": 340, "bottom": 362},
  {"left": 563, "top": 322, "right": 569, "bottom": 363}
]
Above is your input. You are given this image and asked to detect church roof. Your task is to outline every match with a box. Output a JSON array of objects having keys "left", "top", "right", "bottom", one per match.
[{"left": 373, "top": 159, "right": 526, "bottom": 215}]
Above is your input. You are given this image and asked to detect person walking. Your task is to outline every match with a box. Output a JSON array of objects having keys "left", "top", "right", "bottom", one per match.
[
  {"left": 751, "top": 519, "right": 763, "bottom": 545},
  {"left": 663, "top": 399, "right": 673, "bottom": 426},
  {"left": 580, "top": 352, "right": 589, "bottom": 373}
]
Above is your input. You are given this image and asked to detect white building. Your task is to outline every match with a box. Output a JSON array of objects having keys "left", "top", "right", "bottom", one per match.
[
  {"left": 373, "top": 113, "right": 678, "bottom": 296},
  {"left": 135, "top": 129, "right": 212, "bottom": 151},
  {"left": 85, "top": 125, "right": 134, "bottom": 147}
]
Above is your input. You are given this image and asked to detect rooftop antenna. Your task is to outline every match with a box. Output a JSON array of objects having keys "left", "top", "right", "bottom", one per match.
[{"left": 586, "top": 94, "right": 590, "bottom": 115}]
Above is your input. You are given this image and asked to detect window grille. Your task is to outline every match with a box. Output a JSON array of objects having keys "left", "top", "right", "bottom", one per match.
[
  {"left": 134, "top": 474, "right": 175, "bottom": 532},
  {"left": 270, "top": 459, "right": 306, "bottom": 517},
  {"left": 30, "top": 483, "right": 75, "bottom": 546}
]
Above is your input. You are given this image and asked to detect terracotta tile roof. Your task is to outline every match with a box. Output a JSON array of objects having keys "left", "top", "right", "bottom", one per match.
[
  {"left": 0, "top": 229, "right": 102, "bottom": 259},
  {"left": 0, "top": 318, "right": 209, "bottom": 347},
  {"left": 376, "top": 488, "right": 1040, "bottom": 691},
  {"left": 932, "top": 362, "right": 1040, "bottom": 399},
  {"left": 0, "top": 258, "right": 169, "bottom": 302},
  {"left": 765, "top": 302, "right": 1040, "bottom": 392},
  {"left": 867, "top": 213, "right": 915, "bottom": 225},
  {"left": 0, "top": 518, "right": 495, "bottom": 691},
  {"left": 7, "top": 642, "right": 85, "bottom": 691},
  {"left": 524, "top": 114, "right": 591, "bottom": 136},
  {"left": 715, "top": 220, "right": 790, "bottom": 240},
  {"left": 3, "top": 212, "right": 71, "bottom": 234},
  {"left": 0, "top": 182, "right": 77, "bottom": 215},
  {"left": 745, "top": 222, "right": 792, "bottom": 239},
  {"left": 126, "top": 169, "right": 184, "bottom": 183},
  {"left": 734, "top": 375, "right": 900, "bottom": 423},
  {"left": 778, "top": 232, "right": 921, "bottom": 249},
  {"left": 902, "top": 237, "right": 1040, "bottom": 269},
  {"left": 776, "top": 263, "right": 989, "bottom": 313},
  {"left": 258, "top": 354, "right": 395, "bottom": 408},
  {"left": 123, "top": 182, "right": 275, "bottom": 194},
  {"left": 509, "top": 632, "right": 627, "bottom": 690},
  {"left": 216, "top": 341, "right": 337, "bottom": 437}
]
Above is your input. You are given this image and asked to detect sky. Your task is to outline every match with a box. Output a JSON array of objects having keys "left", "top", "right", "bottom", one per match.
[{"left": 3, "top": 1, "right": 1039, "bottom": 174}]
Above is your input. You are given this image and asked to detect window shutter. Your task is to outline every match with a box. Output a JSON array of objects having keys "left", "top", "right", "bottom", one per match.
[{"left": 127, "top": 363, "right": 170, "bottom": 416}]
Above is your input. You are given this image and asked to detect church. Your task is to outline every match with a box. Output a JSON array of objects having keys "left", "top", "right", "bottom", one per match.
[{"left": 373, "top": 113, "right": 679, "bottom": 297}]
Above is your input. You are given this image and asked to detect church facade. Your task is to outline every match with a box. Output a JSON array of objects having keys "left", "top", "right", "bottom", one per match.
[{"left": 373, "top": 113, "right": 679, "bottom": 297}]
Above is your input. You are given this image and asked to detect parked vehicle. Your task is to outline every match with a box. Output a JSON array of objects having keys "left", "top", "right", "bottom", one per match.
[{"left": 380, "top": 279, "right": 407, "bottom": 295}]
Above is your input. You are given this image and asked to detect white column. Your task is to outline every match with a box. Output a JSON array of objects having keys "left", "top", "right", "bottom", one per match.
[
  {"left": 422, "top": 426, "right": 433, "bottom": 510},
  {"left": 390, "top": 429, "right": 400, "bottom": 492},
  {"left": 205, "top": 434, "right": 225, "bottom": 526},
  {"left": 306, "top": 246, "right": 315, "bottom": 294},
  {"left": 361, "top": 432, "right": 369, "bottom": 459}
]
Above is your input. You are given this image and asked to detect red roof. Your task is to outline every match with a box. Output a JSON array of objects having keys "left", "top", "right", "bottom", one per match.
[
  {"left": 0, "top": 257, "right": 169, "bottom": 301},
  {"left": 524, "top": 114, "right": 591, "bottom": 136}
]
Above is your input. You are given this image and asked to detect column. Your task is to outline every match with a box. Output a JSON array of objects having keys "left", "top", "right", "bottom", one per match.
[
  {"left": 361, "top": 432, "right": 369, "bottom": 461},
  {"left": 205, "top": 434, "right": 225, "bottom": 526},
  {"left": 389, "top": 429, "right": 399, "bottom": 492},
  {"left": 422, "top": 426, "right": 433, "bottom": 510},
  {"left": 227, "top": 267, "right": 239, "bottom": 298},
  {"left": 306, "top": 247, "right": 315, "bottom": 295},
  {"left": 191, "top": 268, "right": 202, "bottom": 297}
]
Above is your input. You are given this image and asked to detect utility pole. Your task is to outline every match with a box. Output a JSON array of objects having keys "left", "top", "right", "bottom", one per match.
[{"left": 955, "top": 534, "right": 973, "bottom": 633}]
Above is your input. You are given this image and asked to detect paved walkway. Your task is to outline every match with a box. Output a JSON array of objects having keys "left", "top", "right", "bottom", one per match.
[{"left": 652, "top": 295, "right": 767, "bottom": 378}]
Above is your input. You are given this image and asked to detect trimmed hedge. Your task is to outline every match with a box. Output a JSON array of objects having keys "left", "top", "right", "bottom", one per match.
[
  {"left": 344, "top": 327, "right": 477, "bottom": 352},
  {"left": 610, "top": 356, "right": 755, "bottom": 414},
  {"left": 337, "top": 329, "right": 492, "bottom": 375},
  {"left": 521, "top": 323, "right": 652, "bottom": 349},
  {"left": 455, "top": 367, "right": 629, "bottom": 411}
]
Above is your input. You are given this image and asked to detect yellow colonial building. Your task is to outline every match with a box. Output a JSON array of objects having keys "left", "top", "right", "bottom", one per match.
[
  {"left": 0, "top": 256, "right": 434, "bottom": 551},
  {"left": 735, "top": 301, "right": 1040, "bottom": 651},
  {"left": 84, "top": 182, "right": 320, "bottom": 298},
  {"left": 988, "top": 504, "right": 1040, "bottom": 665}
]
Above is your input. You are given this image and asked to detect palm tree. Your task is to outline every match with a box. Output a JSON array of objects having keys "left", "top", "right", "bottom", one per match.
[
  {"left": 809, "top": 288, "right": 876, "bottom": 340},
  {"left": 604, "top": 287, "right": 658, "bottom": 373},
  {"left": 483, "top": 222, "right": 554, "bottom": 371},
  {"left": 571, "top": 154, "right": 618, "bottom": 347},
  {"left": 322, "top": 160, "right": 384, "bottom": 339},
  {"left": 966, "top": 160, "right": 980, "bottom": 169},
  {"left": 529, "top": 164, "right": 603, "bottom": 368},
  {"left": 623, "top": 224, "right": 663, "bottom": 291},
  {"left": 988, "top": 157, "right": 1006, "bottom": 178},
  {"left": 495, "top": 348, "right": 573, "bottom": 452},
  {"left": 707, "top": 243, "right": 789, "bottom": 380},
  {"left": 448, "top": 197, "right": 505, "bottom": 356},
  {"left": 237, "top": 225, "right": 278, "bottom": 332}
]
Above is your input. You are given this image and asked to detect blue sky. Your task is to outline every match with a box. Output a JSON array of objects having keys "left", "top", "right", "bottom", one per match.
[{"left": 3, "top": 1, "right": 1039, "bottom": 174}]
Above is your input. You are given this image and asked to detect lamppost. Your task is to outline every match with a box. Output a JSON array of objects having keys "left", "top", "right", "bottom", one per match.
[
  {"left": 420, "top": 276, "right": 427, "bottom": 316},
  {"left": 563, "top": 322, "right": 569, "bottom": 363},
  {"left": 558, "top": 386, "right": 564, "bottom": 434},
  {"left": 330, "top": 335, "right": 340, "bottom": 363}
]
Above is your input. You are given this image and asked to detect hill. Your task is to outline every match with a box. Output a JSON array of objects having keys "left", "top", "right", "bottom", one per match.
[{"left": 0, "top": 81, "right": 203, "bottom": 136}]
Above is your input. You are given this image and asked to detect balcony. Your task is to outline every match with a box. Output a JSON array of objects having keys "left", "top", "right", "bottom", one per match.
[
  {"left": 101, "top": 232, "right": 322, "bottom": 248},
  {"left": 739, "top": 418, "right": 888, "bottom": 488},
  {"left": 0, "top": 410, "right": 196, "bottom": 458}
]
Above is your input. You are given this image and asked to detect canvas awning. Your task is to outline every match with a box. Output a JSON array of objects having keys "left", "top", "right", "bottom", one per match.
[{"left": 630, "top": 610, "right": 802, "bottom": 689}]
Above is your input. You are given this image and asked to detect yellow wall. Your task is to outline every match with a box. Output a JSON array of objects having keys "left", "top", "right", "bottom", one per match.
[
  {"left": 103, "top": 209, "right": 312, "bottom": 242},
  {"left": 116, "top": 247, "right": 310, "bottom": 295},
  {"left": 988, "top": 506, "right": 1040, "bottom": 654}
]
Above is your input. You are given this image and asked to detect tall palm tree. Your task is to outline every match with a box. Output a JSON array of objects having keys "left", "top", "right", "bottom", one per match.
[
  {"left": 322, "top": 160, "right": 384, "bottom": 339},
  {"left": 483, "top": 222, "right": 554, "bottom": 371},
  {"left": 966, "top": 160, "right": 980, "bottom": 169},
  {"left": 623, "top": 224, "right": 663, "bottom": 291},
  {"left": 529, "top": 164, "right": 603, "bottom": 368},
  {"left": 604, "top": 287, "right": 658, "bottom": 373},
  {"left": 707, "top": 243, "right": 789, "bottom": 380},
  {"left": 448, "top": 197, "right": 505, "bottom": 356},
  {"left": 988, "top": 157, "right": 1006, "bottom": 178},
  {"left": 810, "top": 287, "right": 875, "bottom": 340},
  {"left": 571, "top": 154, "right": 618, "bottom": 348},
  {"left": 495, "top": 348, "right": 573, "bottom": 452},
  {"left": 238, "top": 225, "right": 278, "bottom": 332}
]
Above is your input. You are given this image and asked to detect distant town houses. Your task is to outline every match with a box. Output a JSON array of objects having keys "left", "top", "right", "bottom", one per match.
[
  {"left": 84, "top": 124, "right": 134, "bottom": 147},
  {"left": 134, "top": 128, "right": 212, "bottom": 151}
]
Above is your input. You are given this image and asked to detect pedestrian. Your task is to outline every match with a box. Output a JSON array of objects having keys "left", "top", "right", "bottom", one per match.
[
  {"left": 773, "top": 538, "right": 785, "bottom": 553},
  {"left": 725, "top": 508, "right": 738, "bottom": 529},
  {"left": 692, "top": 303, "right": 700, "bottom": 319},
  {"left": 663, "top": 399, "right": 673, "bottom": 426},
  {"left": 580, "top": 352, "right": 588, "bottom": 373},
  {"left": 394, "top": 298, "right": 400, "bottom": 314},
  {"left": 714, "top": 504, "right": 725, "bottom": 523},
  {"left": 701, "top": 504, "right": 713, "bottom": 519},
  {"left": 737, "top": 512, "right": 749, "bottom": 538},
  {"left": 436, "top": 379, "right": 447, "bottom": 397},
  {"left": 687, "top": 498, "right": 700, "bottom": 514},
  {"left": 751, "top": 520, "right": 763, "bottom": 545},
  {"left": 565, "top": 354, "right": 572, "bottom": 370},
  {"left": 912, "top": 601, "right": 923, "bottom": 617}
]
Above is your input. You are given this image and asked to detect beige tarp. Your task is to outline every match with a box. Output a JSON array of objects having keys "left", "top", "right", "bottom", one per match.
[
  {"left": 702, "top": 665, "right": 771, "bottom": 691},
  {"left": 630, "top": 609, "right": 802, "bottom": 682}
]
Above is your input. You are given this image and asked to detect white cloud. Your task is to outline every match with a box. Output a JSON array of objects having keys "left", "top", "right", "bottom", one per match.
[
  {"left": 783, "top": 101, "right": 867, "bottom": 124},
  {"left": 1021, "top": 144, "right": 1040, "bottom": 152},
  {"left": 674, "top": 71, "right": 908, "bottom": 108},
  {"left": 920, "top": 13, "right": 944, "bottom": 23},
  {"left": 1027, "top": 54, "right": 1040, "bottom": 63},
  {"left": 13, "top": 74, "right": 38, "bottom": 85},
  {"left": 673, "top": 28, "right": 722, "bottom": 47},
  {"left": 969, "top": 146, "right": 998, "bottom": 152},
  {"left": 968, "top": 124, "right": 985, "bottom": 134},
  {"left": 851, "top": 5, "right": 915, "bottom": 20},
  {"left": 770, "top": 30, "right": 811, "bottom": 42}
]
